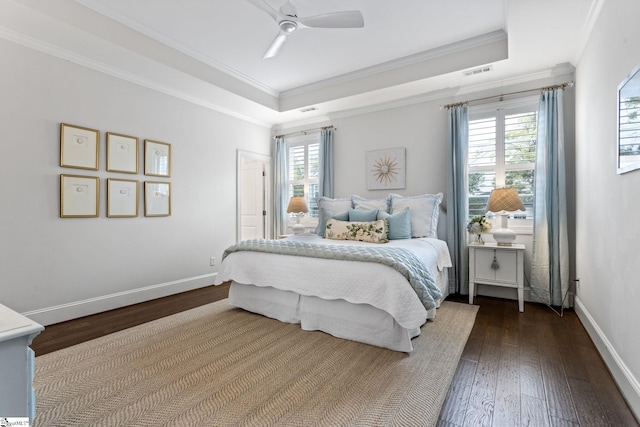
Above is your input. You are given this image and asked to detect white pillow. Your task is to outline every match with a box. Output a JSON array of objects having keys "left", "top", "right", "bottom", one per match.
[
  {"left": 314, "top": 197, "right": 353, "bottom": 234},
  {"left": 351, "top": 195, "right": 390, "bottom": 213},
  {"left": 389, "top": 193, "right": 443, "bottom": 238}
]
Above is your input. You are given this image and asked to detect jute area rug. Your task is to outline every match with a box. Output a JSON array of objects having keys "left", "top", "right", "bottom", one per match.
[{"left": 34, "top": 299, "right": 478, "bottom": 427}]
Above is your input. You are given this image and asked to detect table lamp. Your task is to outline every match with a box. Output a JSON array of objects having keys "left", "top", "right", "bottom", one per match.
[
  {"left": 485, "top": 188, "right": 525, "bottom": 246},
  {"left": 287, "top": 196, "right": 309, "bottom": 234}
]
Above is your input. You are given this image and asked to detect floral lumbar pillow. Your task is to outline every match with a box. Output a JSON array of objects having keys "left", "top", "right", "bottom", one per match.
[{"left": 325, "top": 218, "right": 389, "bottom": 243}]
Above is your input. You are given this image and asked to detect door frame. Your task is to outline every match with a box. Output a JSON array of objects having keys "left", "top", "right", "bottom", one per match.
[{"left": 236, "top": 149, "right": 271, "bottom": 242}]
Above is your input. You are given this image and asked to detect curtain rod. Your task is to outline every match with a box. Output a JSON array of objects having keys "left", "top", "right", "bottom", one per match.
[
  {"left": 273, "top": 125, "right": 335, "bottom": 139},
  {"left": 441, "top": 81, "right": 574, "bottom": 110}
]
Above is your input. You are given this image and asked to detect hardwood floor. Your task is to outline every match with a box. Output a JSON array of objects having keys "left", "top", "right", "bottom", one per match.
[
  {"left": 439, "top": 295, "right": 638, "bottom": 427},
  {"left": 31, "top": 285, "right": 637, "bottom": 426},
  {"left": 31, "top": 282, "right": 230, "bottom": 356}
]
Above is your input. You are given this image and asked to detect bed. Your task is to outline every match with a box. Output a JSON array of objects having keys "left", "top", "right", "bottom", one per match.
[{"left": 213, "top": 193, "right": 452, "bottom": 353}]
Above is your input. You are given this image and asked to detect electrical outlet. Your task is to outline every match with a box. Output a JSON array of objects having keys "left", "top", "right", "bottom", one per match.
[{"left": 210, "top": 257, "right": 216, "bottom": 266}]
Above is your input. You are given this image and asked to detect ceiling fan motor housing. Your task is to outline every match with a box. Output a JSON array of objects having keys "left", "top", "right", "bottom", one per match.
[{"left": 279, "top": 20, "right": 297, "bottom": 33}]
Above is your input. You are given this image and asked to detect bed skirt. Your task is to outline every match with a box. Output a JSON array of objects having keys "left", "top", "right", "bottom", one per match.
[{"left": 228, "top": 282, "right": 436, "bottom": 352}]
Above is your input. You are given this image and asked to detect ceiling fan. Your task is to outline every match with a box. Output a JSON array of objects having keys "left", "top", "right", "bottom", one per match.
[{"left": 246, "top": 0, "right": 364, "bottom": 59}]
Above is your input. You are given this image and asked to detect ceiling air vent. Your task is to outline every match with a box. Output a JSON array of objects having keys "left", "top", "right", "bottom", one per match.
[
  {"left": 463, "top": 66, "right": 493, "bottom": 77},
  {"left": 299, "top": 106, "right": 318, "bottom": 113}
]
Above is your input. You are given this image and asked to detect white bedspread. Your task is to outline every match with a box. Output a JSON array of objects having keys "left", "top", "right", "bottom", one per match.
[{"left": 214, "top": 234, "right": 452, "bottom": 330}]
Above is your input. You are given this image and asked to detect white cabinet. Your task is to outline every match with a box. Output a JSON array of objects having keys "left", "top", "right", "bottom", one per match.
[
  {"left": 0, "top": 303, "right": 44, "bottom": 423},
  {"left": 468, "top": 243, "right": 525, "bottom": 312}
]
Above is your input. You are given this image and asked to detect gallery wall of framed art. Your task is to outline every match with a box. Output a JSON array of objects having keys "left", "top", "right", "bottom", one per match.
[{"left": 58, "top": 123, "right": 172, "bottom": 219}]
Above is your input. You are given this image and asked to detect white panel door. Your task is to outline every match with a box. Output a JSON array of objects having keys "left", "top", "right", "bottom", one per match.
[
  {"left": 240, "top": 159, "right": 264, "bottom": 240},
  {"left": 237, "top": 150, "right": 271, "bottom": 242}
]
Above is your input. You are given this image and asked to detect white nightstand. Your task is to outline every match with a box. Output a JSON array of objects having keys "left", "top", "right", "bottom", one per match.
[{"left": 468, "top": 243, "right": 525, "bottom": 312}]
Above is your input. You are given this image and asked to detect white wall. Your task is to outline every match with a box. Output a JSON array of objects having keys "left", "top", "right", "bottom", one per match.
[
  {"left": 574, "top": 0, "right": 640, "bottom": 417},
  {"left": 331, "top": 103, "right": 447, "bottom": 200},
  {"left": 320, "top": 76, "right": 575, "bottom": 303},
  {"left": 0, "top": 39, "right": 271, "bottom": 324}
]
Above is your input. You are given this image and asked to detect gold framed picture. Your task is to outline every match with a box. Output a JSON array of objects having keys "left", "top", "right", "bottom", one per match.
[
  {"left": 144, "top": 181, "right": 171, "bottom": 217},
  {"left": 107, "top": 132, "right": 139, "bottom": 173},
  {"left": 60, "top": 174, "right": 100, "bottom": 218},
  {"left": 107, "top": 178, "right": 139, "bottom": 218},
  {"left": 60, "top": 123, "right": 99, "bottom": 170},
  {"left": 144, "top": 140, "right": 171, "bottom": 177}
]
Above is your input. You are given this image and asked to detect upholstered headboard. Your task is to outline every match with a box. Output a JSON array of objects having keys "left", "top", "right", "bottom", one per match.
[{"left": 437, "top": 205, "right": 447, "bottom": 242}]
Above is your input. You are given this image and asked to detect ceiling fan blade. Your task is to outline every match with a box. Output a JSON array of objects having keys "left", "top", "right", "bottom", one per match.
[
  {"left": 245, "top": 0, "right": 281, "bottom": 22},
  {"left": 279, "top": 0, "right": 297, "bottom": 17},
  {"left": 299, "top": 11, "right": 364, "bottom": 28},
  {"left": 263, "top": 33, "right": 288, "bottom": 59}
]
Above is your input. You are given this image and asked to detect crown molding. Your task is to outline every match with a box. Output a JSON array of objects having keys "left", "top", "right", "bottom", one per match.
[
  {"left": 327, "top": 87, "right": 459, "bottom": 122},
  {"left": 75, "top": 0, "right": 280, "bottom": 98},
  {"left": 76, "top": 0, "right": 508, "bottom": 105},
  {"left": 0, "top": 0, "right": 580, "bottom": 130},
  {"left": 454, "top": 62, "right": 576, "bottom": 97},
  {"left": 573, "top": 0, "right": 607, "bottom": 64},
  {"left": 0, "top": 18, "right": 577, "bottom": 131},
  {"left": 276, "top": 63, "right": 576, "bottom": 128},
  {"left": 280, "top": 30, "right": 507, "bottom": 100},
  {"left": 0, "top": 26, "right": 272, "bottom": 127},
  {"left": 74, "top": 0, "right": 509, "bottom": 113}
]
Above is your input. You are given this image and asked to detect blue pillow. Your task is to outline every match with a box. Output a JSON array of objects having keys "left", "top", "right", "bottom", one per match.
[
  {"left": 378, "top": 207, "right": 411, "bottom": 240},
  {"left": 349, "top": 208, "right": 379, "bottom": 222},
  {"left": 314, "top": 197, "right": 352, "bottom": 234},
  {"left": 316, "top": 208, "right": 349, "bottom": 237}
]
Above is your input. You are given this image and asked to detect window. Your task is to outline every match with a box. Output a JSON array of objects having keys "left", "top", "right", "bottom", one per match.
[
  {"left": 468, "top": 99, "right": 538, "bottom": 225},
  {"left": 287, "top": 135, "right": 320, "bottom": 225}
]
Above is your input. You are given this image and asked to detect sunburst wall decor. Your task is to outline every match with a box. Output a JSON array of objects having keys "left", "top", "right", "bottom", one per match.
[{"left": 366, "top": 147, "right": 406, "bottom": 190}]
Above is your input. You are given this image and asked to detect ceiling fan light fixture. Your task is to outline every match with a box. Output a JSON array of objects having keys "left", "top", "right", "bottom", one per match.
[{"left": 279, "top": 20, "right": 297, "bottom": 33}]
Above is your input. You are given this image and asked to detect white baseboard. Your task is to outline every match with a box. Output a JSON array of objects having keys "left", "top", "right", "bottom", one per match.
[
  {"left": 574, "top": 296, "right": 640, "bottom": 421},
  {"left": 22, "top": 273, "right": 218, "bottom": 326}
]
